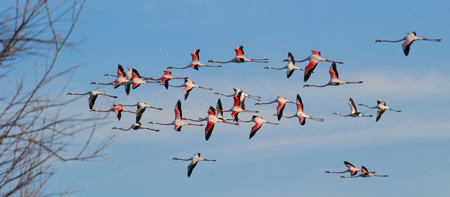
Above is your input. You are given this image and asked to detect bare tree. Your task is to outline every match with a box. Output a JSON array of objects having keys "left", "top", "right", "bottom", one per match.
[{"left": 0, "top": 0, "right": 115, "bottom": 196}]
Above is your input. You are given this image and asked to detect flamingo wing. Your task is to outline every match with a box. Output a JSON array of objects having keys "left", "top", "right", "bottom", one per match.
[
  {"left": 287, "top": 68, "right": 295, "bottom": 78},
  {"left": 329, "top": 62, "right": 339, "bottom": 79},
  {"left": 276, "top": 102, "right": 286, "bottom": 121},
  {"left": 349, "top": 98, "right": 357, "bottom": 114},
  {"left": 304, "top": 61, "right": 318, "bottom": 82},
  {"left": 187, "top": 161, "right": 198, "bottom": 177},
  {"left": 205, "top": 121, "right": 215, "bottom": 141},
  {"left": 114, "top": 106, "right": 123, "bottom": 120},
  {"left": 344, "top": 161, "right": 356, "bottom": 169},
  {"left": 361, "top": 166, "right": 369, "bottom": 174},
  {"left": 174, "top": 124, "right": 182, "bottom": 132},
  {"left": 184, "top": 86, "right": 193, "bottom": 100},
  {"left": 88, "top": 95, "right": 98, "bottom": 110},
  {"left": 216, "top": 99, "right": 224, "bottom": 119},
  {"left": 402, "top": 40, "right": 414, "bottom": 56},
  {"left": 125, "top": 84, "right": 131, "bottom": 95},
  {"left": 298, "top": 116, "right": 306, "bottom": 125},
  {"left": 161, "top": 78, "right": 170, "bottom": 89},
  {"left": 231, "top": 111, "right": 239, "bottom": 122},
  {"left": 136, "top": 107, "right": 146, "bottom": 123},
  {"left": 249, "top": 122, "right": 262, "bottom": 139},
  {"left": 376, "top": 109, "right": 385, "bottom": 122},
  {"left": 175, "top": 100, "right": 182, "bottom": 120}
]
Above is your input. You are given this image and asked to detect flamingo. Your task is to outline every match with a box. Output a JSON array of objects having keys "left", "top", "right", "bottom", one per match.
[
  {"left": 238, "top": 115, "right": 279, "bottom": 139},
  {"left": 281, "top": 94, "right": 324, "bottom": 125},
  {"left": 375, "top": 32, "right": 441, "bottom": 56},
  {"left": 167, "top": 49, "right": 222, "bottom": 70},
  {"left": 172, "top": 153, "right": 216, "bottom": 177},
  {"left": 169, "top": 78, "right": 213, "bottom": 100},
  {"left": 120, "top": 102, "right": 163, "bottom": 122},
  {"left": 333, "top": 97, "right": 372, "bottom": 118},
  {"left": 283, "top": 50, "right": 343, "bottom": 82},
  {"left": 303, "top": 63, "right": 363, "bottom": 88},
  {"left": 124, "top": 68, "right": 160, "bottom": 90},
  {"left": 91, "top": 65, "right": 131, "bottom": 95},
  {"left": 255, "top": 96, "right": 294, "bottom": 121},
  {"left": 325, "top": 161, "right": 375, "bottom": 176},
  {"left": 214, "top": 88, "right": 261, "bottom": 110},
  {"left": 358, "top": 100, "right": 401, "bottom": 122},
  {"left": 112, "top": 122, "right": 159, "bottom": 131},
  {"left": 91, "top": 104, "right": 137, "bottom": 120},
  {"left": 145, "top": 70, "right": 186, "bottom": 89},
  {"left": 217, "top": 91, "right": 259, "bottom": 122},
  {"left": 264, "top": 52, "right": 304, "bottom": 78},
  {"left": 183, "top": 106, "right": 239, "bottom": 141},
  {"left": 66, "top": 90, "right": 117, "bottom": 110},
  {"left": 340, "top": 166, "right": 388, "bottom": 178},
  {"left": 148, "top": 100, "right": 203, "bottom": 131},
  {"left": 208, "top": 45, "right": 268, "bottom": 63}
]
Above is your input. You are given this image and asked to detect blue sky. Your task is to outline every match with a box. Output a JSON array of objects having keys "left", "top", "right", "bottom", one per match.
[{"left": 32, "top": 0, "right": 450, "bottom": 196}]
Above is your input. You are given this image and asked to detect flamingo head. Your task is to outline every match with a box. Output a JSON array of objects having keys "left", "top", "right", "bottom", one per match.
[{"left": 90, "top": 82, "right": 98, "bottom": 84}]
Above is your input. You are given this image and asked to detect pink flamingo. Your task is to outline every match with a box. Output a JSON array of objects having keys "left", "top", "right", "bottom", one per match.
[
  {"left": 145, "top": 70, "right": 186, "bottom": 89},
  {"left": 120, "top": 102, "right": 162, "bottom": 122},
  {"left": 148, "top": 100, "right": 203, "bottom": 132},
  {"left": 303, "top": 63, "right": 363, "bottom": 87},
  {"left": 255, "top": 96, "right": 294, "bottom": 121},
  {"left": 265, "top": 52, "right": 304, "bottom": 78},
  {"left": 91, "top": 65, "right": 131, "bottom": 95},
  {"left": 214, "top": 88, "right": 261, "bottom": 110},
  {"left": 376, "top": 32, "right": 441, "bottom": 56},
  {"left": 281, "top": 94, "right": 324, "bottom": 125},
  {"left": 167, "top": 49, "right": 222, "bottom": 70},
  {"left": 208, "top": 45, "right": 268, "bottom": 63},
  {"left": 124, "top": 69, "right": 160, "bottom": 90},
  {"left": 217, "top": 91, "right": 259, "bottom": 122},
  {"left": 66, "top": 90, "right": 117, "bottom": 110},
  {"left": 284, "top": 50, "right": 343, "bottom": 82},
  {"left": 238, "top": 115, "right": 279, "bottom": 139},
  {"left": 183, "top": 106, "right": 239, "bottom": 141},
  {"left": 340, "top": 166, "right": 387, "bottom": 178},
  {"left": 325, "top": 161, "right": 375, "bottom": 176},
  {"left": 169, "top": 78, "right": 213, "bottom": 100},
  {"left": 91, "top": 104, "right": 136, "bottom": 120}
]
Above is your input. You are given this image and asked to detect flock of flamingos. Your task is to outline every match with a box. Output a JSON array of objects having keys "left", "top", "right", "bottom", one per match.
[{"left": 67, "top": 32, "right": 440, "bottom": 177}]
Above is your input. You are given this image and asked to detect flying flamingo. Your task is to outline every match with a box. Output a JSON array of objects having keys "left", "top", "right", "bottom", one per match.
[
  {"left": 333, "top": 97, "right": 372, "bottom": 118},
  {"left": 66, "top": 90, "right": 117, "bottom": 110},
  {"left": 303, "top": 63, "right": 363, "bottom": 87},
  {"left": 91, "top": 104, "right": 137, "bottom": 120},
  {"left": 208, "top": 45, "right": 268, "bottom": 64},
  {"left": 91, "top": 64, "right": 131, "bottom": 95},
  {"left": 255, "top": 96, "right": 294, "bottom": 121},
  {"left": 124, "top": 69, "right": 160, "bottom": 90},
  {"left": 168, "top": 78, "right": 213, "bottom": 100},
  {"left": 283, "top": 50, "right": 343, "bottom": 82},
  {"left": 214, "top": 88, "right": 261, "bottom": 110},
  {"left": 172, "top": 153, "right": 216, "bottom": 177},
  {"left": 145, "top": 70, "right": 186, "bottom": 89},
  {"left": 264, "top": 52, "right": 304, "bottom": 78},
  {"left": 325, "top": 161, "right": 375, "bottom": 176},
  {"left": 340, "top": 166, "right": 388, "bottom": 178},
  {"left": 238, "top": 115, "right": 279, "bottom": 139},
  {"left": 112, "top": 122, "right": 159, "bottom": 131},
  {"left": 167, "top": 49, "right": 222, "bottom": 70},
  {"left": 183, "top": 106, "right": 239, "bottom": 141},
  {"left": 148, "top": 100, "right": 203, "bottom": 132},
  {"left": 375, "top": 32, "right": 441, "bottom": 56},
  {"left": 120, "top": 102, "right": 163, "bottom": 122},
  {"left": 358, "top": 100, "right": 401, "bottom": 122},
  {"left": 281, "top": 94, "right": 324, "bottom": 125},
  {"left": 217, "top": 91, "right": 259, "bottom": 122}
]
